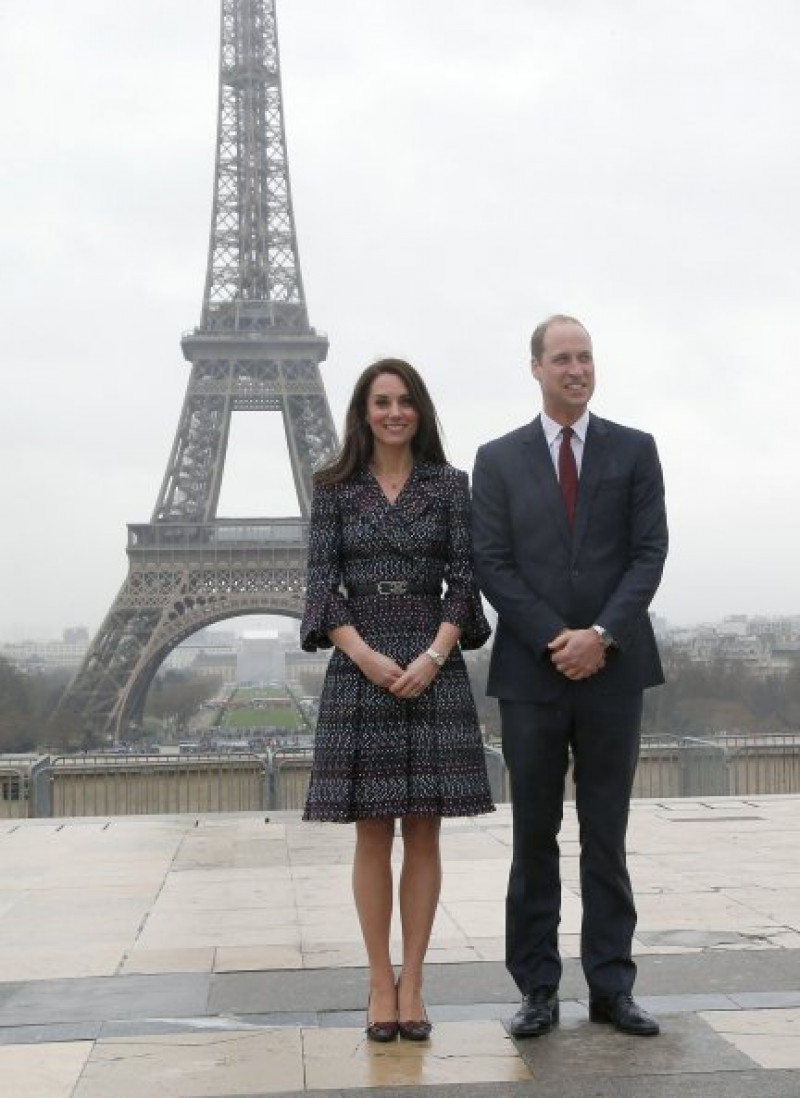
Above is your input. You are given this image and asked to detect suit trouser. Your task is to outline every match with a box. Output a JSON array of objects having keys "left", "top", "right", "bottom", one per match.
[{"left": 500, "top": 690, "right": 643, "bottom": 998}]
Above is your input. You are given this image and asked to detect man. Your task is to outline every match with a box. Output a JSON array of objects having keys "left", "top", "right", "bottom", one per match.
[{"left": 472, "top": 315, "right": 668, "bottom": 1038}]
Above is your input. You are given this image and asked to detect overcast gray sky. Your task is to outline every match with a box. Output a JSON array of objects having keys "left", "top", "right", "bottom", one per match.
[{"left": 1, "top": 0, "right": 798, "bottom": 642}]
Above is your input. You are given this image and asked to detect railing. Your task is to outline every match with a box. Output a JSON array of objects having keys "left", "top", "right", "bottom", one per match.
[
  {"left": 636, "top": 733, "right": 800, "bottom": 798},
  {"left": 30, "top": 753, "right": 268, "bottom": 818},
  {"left": 128, "top": 519, "right": 309, "bottom": 550},
  {"left": 8, "top": 733, "right": 800, "bottom": 819},
  {"left": 267, "top": 747, "right": 313, "bottom": 810},
  {"left": 484, "top": 734, "right": 800, "bottom": 806}
]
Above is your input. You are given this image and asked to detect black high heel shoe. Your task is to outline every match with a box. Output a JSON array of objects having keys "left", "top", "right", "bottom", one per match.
[
  {"left": 398, "top": 1014, "right": 432, "bottom": 1041},
  {"left": 365, "top": 992, "right": 399, "bottom": 1043},
  {"left": 397, "top": 979, "right": 432, "bottom": 1041}
]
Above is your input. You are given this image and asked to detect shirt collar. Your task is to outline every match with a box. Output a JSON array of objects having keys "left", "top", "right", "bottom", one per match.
[{"left": 541, "top": 408, "right": 590, "bottom": 447}]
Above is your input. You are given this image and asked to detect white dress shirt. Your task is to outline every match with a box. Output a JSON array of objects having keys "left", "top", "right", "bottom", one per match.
[{"left": 540, "top": 409, "right": 590, "bottom": 479}]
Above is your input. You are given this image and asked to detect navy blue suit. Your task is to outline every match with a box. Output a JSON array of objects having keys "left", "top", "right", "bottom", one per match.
[{"left": 472, "top": 413, "right": 668, "bottom": 996}]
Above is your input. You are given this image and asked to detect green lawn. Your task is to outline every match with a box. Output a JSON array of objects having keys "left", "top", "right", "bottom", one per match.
[
  {"left": 234, "top": 686, "right": 285, "bottom": 702},
  {"left": 218, "top": 686, "right": 304, "bottom": 730},
  {"left": 222, "top": 708, "right": 302, "bottom": 729}
]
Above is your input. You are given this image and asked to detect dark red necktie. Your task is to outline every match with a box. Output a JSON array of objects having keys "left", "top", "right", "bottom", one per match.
[{"left": 558, "top": 426, "right": 578, "bottom": 527}]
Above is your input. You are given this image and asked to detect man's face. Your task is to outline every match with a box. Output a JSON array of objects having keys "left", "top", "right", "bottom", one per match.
[{"left": 532, "top": 320, "right": 595, "bottom": 424}]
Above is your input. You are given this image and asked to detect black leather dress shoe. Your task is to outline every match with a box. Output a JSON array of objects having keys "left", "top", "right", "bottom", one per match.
[
  {"left": 508, "top": 986, "right": 559, "bottom": 1038},
  {"left": 589, "top": 993, "right": 660, "bottom": 1035}
]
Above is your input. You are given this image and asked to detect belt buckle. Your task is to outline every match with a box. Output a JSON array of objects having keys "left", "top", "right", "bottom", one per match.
[{"left": 377, "top": 580, "right": 407, "bottom": 595}]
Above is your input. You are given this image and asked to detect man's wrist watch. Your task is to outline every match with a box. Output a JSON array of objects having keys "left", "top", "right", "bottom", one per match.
[
  {"left": 425, "top": 647, "right": 447, "bottom": 668},
  {"left": 591, "top": 624, "right": 614, "bottom": 649}
]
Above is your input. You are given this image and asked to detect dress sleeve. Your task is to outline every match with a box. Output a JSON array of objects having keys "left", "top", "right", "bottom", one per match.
[
  {"left": 300, "top": 481, "right": 354, "bottom": 651},
  {"left": 441, "top": 469, "right": 492, "bottom": 650}
]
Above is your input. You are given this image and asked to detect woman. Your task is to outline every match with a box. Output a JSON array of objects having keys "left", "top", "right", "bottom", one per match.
[{"left": 301, "top": 358, "right": 494, "bottom": 1042}]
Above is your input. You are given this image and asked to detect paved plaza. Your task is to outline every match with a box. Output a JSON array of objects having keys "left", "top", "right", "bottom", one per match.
[{"left": 1, "top": 796, "right": 799, "bottom": 1097}]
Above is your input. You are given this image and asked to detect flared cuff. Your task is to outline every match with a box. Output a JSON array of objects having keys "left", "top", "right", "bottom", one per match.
[
  {"left": 300, "top": 591, "right": 353, "bottom": 652},
  {"left": 442, "top": 587, "right": 492, "bottom": 651}
]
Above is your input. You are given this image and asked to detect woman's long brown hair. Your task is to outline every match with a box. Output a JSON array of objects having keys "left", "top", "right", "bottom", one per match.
[{"left": 314, "top": 358, "right": 447, "bottom": 485}]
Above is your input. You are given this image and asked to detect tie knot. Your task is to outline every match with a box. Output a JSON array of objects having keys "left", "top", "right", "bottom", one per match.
[{"left": 561, "top": 426, "right": 573, "bottom": 441}]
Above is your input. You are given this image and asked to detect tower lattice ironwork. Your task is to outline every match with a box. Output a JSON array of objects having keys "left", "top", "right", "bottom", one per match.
[{"left": 58, "top": 0, "right": 337, "bottom": 741}]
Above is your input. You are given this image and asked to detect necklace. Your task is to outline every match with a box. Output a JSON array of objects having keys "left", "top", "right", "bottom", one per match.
[{"left": 370, "top": 464, "right": 413, "bottom": 491}]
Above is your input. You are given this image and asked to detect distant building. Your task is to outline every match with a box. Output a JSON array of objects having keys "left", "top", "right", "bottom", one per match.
[
  {"left": 1, "top": 628, "right": 90, "bottom": 673},
  {"left": 285, "top": 649, "right": 331, "bottom": 696},
  {"left": 237, "top": 631, "right": 285, "bottom": 684},
  {"left": 192, "top": 652, "right": 237, "bottom": 682},
  {"left": 664, "top": 613, "right": 800, "bottom": 675},
  {"left": 650, "top": 612, "right": 669, "bottom": 637}
]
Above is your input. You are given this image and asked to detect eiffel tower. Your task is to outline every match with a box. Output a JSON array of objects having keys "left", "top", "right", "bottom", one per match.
[{"left": 58, "top": 0, "right": 338, "bottom": 742}]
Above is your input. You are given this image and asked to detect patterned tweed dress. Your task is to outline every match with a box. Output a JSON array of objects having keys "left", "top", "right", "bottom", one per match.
[{"left": 301, "top": 461, "right": 495, "bottom": 822}]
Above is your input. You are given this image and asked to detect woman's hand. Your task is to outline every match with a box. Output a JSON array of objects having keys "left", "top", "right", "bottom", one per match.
[
  {"left": 329, "top": 626, "right": 404, "bottom": 689},
  {"left": 389, "top": 652, "right": 440, "bottom": 700},
  {"left": 356, "top": 648, "right": 405, "bottom": 689}
]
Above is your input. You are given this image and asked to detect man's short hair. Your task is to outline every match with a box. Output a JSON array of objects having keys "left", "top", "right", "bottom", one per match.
[{"left": 530, "top": 315, "right": 590, "bottom": 361}]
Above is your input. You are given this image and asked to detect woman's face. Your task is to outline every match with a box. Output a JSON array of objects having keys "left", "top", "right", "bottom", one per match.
[{"left": 365, "top": 372, "right": 419, "bottom": 450}]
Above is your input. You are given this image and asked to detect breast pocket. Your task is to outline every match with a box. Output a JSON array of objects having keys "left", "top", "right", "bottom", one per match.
[{"left": 592, "top": 475, "right": 629, "bottom": 505}]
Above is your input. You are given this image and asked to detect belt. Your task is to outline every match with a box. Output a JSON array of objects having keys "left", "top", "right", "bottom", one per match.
[{"left": 347, "top": 581, "right": 441, "bottom": 596}]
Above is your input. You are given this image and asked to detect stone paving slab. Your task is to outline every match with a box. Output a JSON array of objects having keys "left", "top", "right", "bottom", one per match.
[
  {"left": 511, "top": 1011, "right": 755, "bottom": 1080},
  {"left": 0, "top": 1042, "right": 93, "bottom": 1098},
  {"left": 72, "top": 1029, "right": 306, "bottom": 1098},
  {"left": 0, "top": 972, "right": 210, "bottom": 1027},
  {"left": 701, "top": 1007, "right": 800, "bottom": 1069},
  {"left": 0, "top": 1021, "right": 102, "bottom": 1047}
]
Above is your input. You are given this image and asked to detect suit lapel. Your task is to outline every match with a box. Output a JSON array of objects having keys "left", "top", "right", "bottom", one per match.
[
  {"left": 573, "top": 414, "right": 611, "bottom": 549},
  {"left": 521, "top": 418, "right": 573, "bottom": 546}
]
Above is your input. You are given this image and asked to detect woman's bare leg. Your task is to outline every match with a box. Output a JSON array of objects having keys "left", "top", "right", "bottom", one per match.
[
  {"left": 397, "top": 815, "right": 442, "bottom": 1020},
  {"left": 353, "top": 817, "right": 396, "bottom": 1022}
]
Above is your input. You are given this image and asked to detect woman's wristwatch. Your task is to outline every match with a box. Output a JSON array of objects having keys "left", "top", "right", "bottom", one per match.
[{"left": 425, "top": 647, "right": 447, "bottom": 668}]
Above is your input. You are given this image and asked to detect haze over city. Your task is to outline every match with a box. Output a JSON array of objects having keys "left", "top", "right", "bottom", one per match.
[{"left": 1, "top": 0, "right": 798, "bottom": 642}]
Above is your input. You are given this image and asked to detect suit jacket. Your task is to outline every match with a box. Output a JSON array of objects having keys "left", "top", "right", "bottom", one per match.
[{"left": 472, "top": 414, "right": 668, "bottom": 701}]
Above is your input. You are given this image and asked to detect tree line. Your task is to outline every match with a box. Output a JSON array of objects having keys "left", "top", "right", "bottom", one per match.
[
  {"left": 0, "top": 657, "right": 222, "bottom": 754},
  {"left": 463, "top": 646, "right": 800, "bottom": 740},
  {"left": 0, "top": 658, "right": 81, "bottom": 753},
  {"left": 2, "top": 646, "right": 798, "bottom": 755}
]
